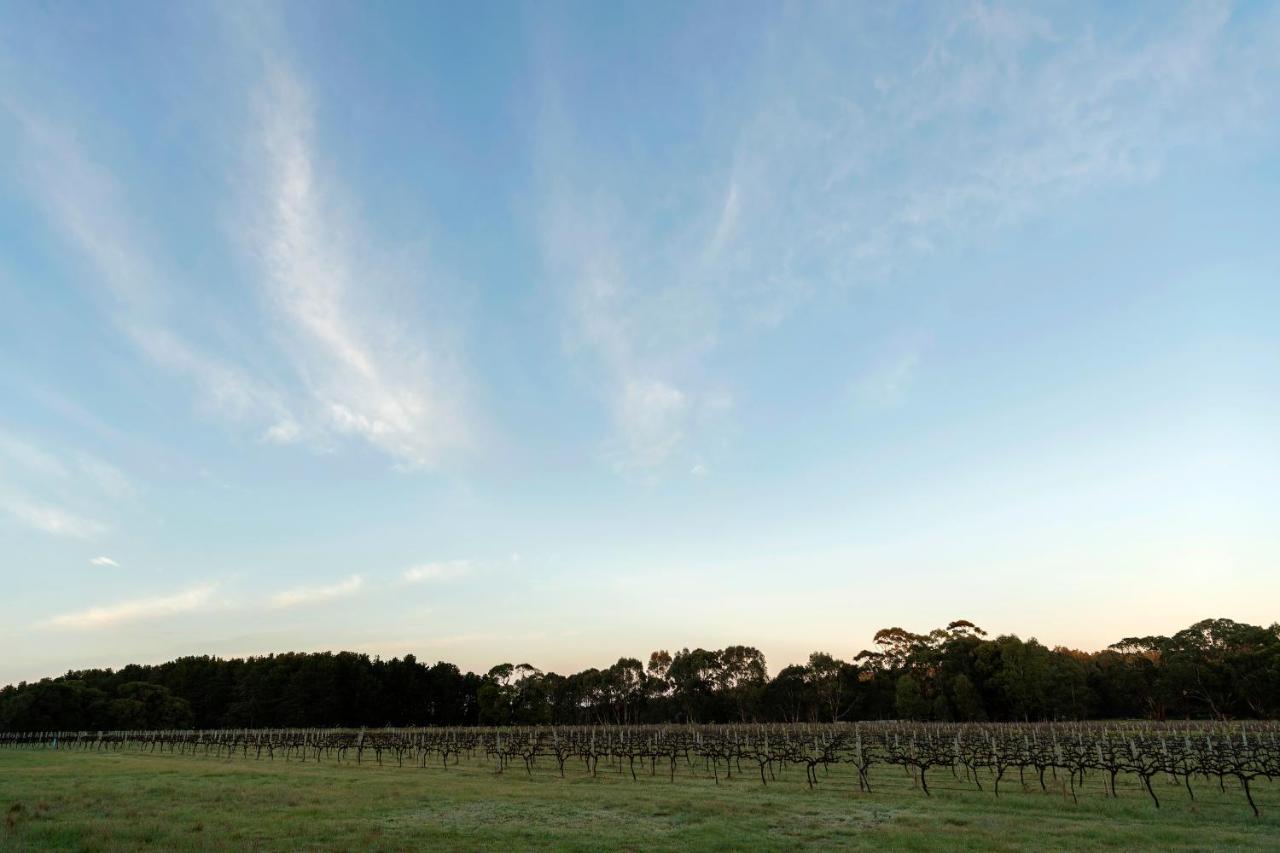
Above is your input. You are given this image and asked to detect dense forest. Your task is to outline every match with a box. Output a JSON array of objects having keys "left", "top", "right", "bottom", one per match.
[{"left": 2, "top": 618, "right": 1276, "bottom": 732}]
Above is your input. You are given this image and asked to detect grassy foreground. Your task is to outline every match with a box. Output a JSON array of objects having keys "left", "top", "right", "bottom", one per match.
[{"left": 1, "top": 749, "right": 1276, "bottom": 850}]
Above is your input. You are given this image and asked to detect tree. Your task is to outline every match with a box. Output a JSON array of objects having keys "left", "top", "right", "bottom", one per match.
[
  {"left": 862, "top": 627, "right": 927, "bottom": 671},
  {"left": 2, "top": 617, "right": 1276, "bottom": 730},
  {"left": 666, "top": 649, "right": 722, "bottom": 723},
  {"left": 718, "top": 646, "right": 768, "bottom": 722},
  {"left": 950, "top": 674, "right": 986, "bottom": 722},
  {"left": 806, "top": 652, "right": 851, "bottom": 722},
  {"left": 108, "top": 682, "right": 193, "bottom": 729},
  {"left": 894, "top": 675, "right": 929, "bottom": 720},
  {"left": 604, "top": 658, "right": 646, "bottom": 724},
  {"left": 1045, "top": 649, "right": 1091, "bottom": 720},
  {"left": 763, "top": 665, "right": 811, "bottom": 723}
]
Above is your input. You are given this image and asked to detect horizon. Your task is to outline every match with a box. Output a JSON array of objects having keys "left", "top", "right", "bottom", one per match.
[
  {"left": 3, "top": 2, "right": 1279, "bottom": 689},
  {"left": 4, "top": 613, "right": 1267, "bottom": 691}
]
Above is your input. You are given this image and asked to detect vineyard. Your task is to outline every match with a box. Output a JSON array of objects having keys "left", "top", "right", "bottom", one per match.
[{"left": 6, "top": 721, "right": 1276, "bottom": 817}]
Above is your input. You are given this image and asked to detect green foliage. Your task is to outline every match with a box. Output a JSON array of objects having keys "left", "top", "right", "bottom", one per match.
[
  {"left": 108, "top": 682, "right": 193, "bottom": 729},
  {"left": 950, "top": 675, "right": 986, "bottom": 722},
  {"left": 2, "top": 618, "right": 1278, "bottom": 731},
  {"left": 894, "top": 675, "right": 930, "bottom": 720}
]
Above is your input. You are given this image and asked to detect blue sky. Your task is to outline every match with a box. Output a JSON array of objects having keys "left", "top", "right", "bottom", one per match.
[{"left": 2, "top": 1, "right": 1278, "bottom": 686}]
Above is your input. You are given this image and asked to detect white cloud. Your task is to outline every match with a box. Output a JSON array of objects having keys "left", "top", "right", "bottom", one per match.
[
  {"left": 270, "top": 574, "right": 364, "bottom": 609},
  {"left": 0, "top": 431, "right": 131, "bottom": 540},
  {"left": 0, "top": 497, "right": 107, "bottom": 539},
  {"left": 734, "top": 2, "right": 1272, "bottom": 270},
  {"left": 245, "top": 64, "right": 472, "bottom": 468},
  {"left": 703, "top": 181, "right": 740, "bottom": 263},
  {"left": 536, "top": 2, "right": 1277, "bottom": 471},
  {"left": 46, "top": 585, "right": 215, "bottom": 630},
  {"left": 9, "top": 114, "right": 296, "bottom": 435},
  {"left": 541, "top": 188, "right": 723, "bottom": 473},
  {"left": 0, "top": 434, "right": 69, "bottom": 479},
  {"left": 72, "top": 454, "right": 132, "bottom": 500},
  {"left": 126, "top": 325, "right": 289, "bottom": 428},
  {"left": 403, "top": 560, "right": 471, "bottom": 584},
  {"left": 89, "top": 556, "right": 119, "bottom": 568},
  {"left": 7, "top": 59, "right": 472, "bottom": 471},
  {"left": 613, "top": 379, "right": 688, "bottom": 470},
  {"left": 0, "top": 431, "right": 130, "bottom": 496},
  {"left": 262, "top": 420, "right": 302, "bottom": 445},
  {"left": 852, "top": 341, "right": 927, "bottom": 408}
]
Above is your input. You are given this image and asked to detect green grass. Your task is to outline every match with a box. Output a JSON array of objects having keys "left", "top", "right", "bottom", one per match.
[{"left": 1, "top": 749, "right": 1276, "bottom": 850}]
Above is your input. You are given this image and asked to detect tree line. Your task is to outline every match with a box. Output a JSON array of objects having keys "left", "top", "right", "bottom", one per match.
[{"left": 1, "top": 617, "right": 1276, "bottom": 732}]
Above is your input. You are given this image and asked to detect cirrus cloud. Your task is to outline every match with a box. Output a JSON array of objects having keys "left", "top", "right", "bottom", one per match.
[
  {"left": 45, "top": 585, "right": 215, "bottom": 630},
  {"left": 270, "top": 574, "right": 364, "bottom": 609},
  {"left": 403, "top": 560, "right": 472, "bottom": 584}
]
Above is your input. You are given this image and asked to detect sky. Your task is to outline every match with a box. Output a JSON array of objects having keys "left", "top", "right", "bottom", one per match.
[{"left": 1, "top": 1, "right": 1278, "bottom": 687}]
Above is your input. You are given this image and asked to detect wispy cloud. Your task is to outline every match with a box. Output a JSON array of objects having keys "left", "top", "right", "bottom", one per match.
[
  {"left": 0, "top": 431, "right": 130, "bottom": 494},
  {"left": 89, "top": 556, "right": 119, "bottom": 568},
  {"left": 613, "top": 379, "right": 688, "bottom": 470},
  {"left": 703, "top": 181, "right": 740, "bottom": 265},
  {"left": 262, "top": 419, "right": 302, "bottom": 445},
  {"left": 8, "top": 113, "right": 296, "bottom": 436},
  {"left": 721, "top": 2, "right": 1276, "bottom": 275},
  {"left": 5, "top": 49, "right": 473, "bottom": 470},
  {"left": 46, "top": 585, "right": 215, "bottom": 630},
  {"left": 0, "top": 430, "right": 129, "bottom": 540},
  {"left": 69, "top": 454, "right": 132, "bottom": 500},
  {"left": 0, "top": 497, "right": 107, "bottom": 539},
  {"left": 403, "top": 560, "right": 472, "bottom": 584},
  {"left": 536, "top": 2, "right": 1277, "bottom": 471},
  {"left": 852, "top": 336, "right": 931, "bottom": 408},
  {"left": 852, "top": 351, "right": 921, "bottom": 408},
  {"left": 242, "top": 62, "right": 473, "bottom": 468},
  {"left": 270, "top": 574, "right": 364, "bottom": 609},
  {"left": 0, "top": 433, "right": 69, "bottom": 479},
  {"left": 539, "top": 185, "right": 729, "bottom": 474}
]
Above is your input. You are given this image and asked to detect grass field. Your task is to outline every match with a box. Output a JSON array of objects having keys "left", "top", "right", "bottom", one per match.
[{"left": 1, "top": 749, "right": 1277, "bottom": 850}]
